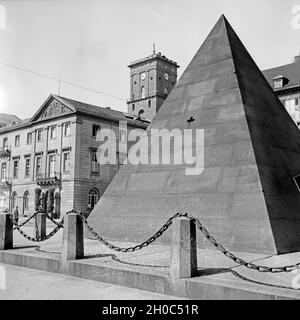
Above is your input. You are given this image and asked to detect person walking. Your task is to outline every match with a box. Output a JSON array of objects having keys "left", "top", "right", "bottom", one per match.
[{"left": 13, "top": 206, "right": 19, "bottom": 224}]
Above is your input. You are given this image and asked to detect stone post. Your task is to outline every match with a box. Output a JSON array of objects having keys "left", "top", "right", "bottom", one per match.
[
  {"left": 34, "top": 213, "right": 46, "bottom": 239},
  {"left": 0, "top": 213, "right": 13, "bottom": 250},
  {"left": 61, "top": 213, "right": 84, "bottom": 271},
  {"left": 170, "top": 216, "right": 197, "bottom": 279}
]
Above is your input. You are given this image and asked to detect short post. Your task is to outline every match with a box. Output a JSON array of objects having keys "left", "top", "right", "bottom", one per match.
[
  {"left": 61, "top": 213, "right": 84, "bottom": 271},
  {"left": 170, "top": 216, "right": 197, "bottom": 279},
  {"left": 34, "top": 213, "right": 46, "bottom": 239},
  {"left": 0, "top": 213, "right": 13, "bottom": 250}
]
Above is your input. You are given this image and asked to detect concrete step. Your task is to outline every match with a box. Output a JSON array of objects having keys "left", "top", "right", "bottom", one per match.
[{"left": 0, "top": 247, "right": 299, "bottom": 300}]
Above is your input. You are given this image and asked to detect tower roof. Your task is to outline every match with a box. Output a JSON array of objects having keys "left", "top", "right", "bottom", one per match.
[
  {"left": 89, "top": 15, "right": 300, "bottom": 255},
  {"left": 128, "top": 51, "right": 179, "bottom": 68}
]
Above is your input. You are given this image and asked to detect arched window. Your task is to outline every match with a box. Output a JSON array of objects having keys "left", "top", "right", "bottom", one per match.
[
  {"left": 88, "top": 188, "right": 99, "bottom": 209},
  {"left": 23, "top": 191, "right": 29, "bottom": 212},
  {"left": 141, "top": 86, "right": 145, "bottom": 99},
  {"left": 11, "top": 191, "right": 17, "bottom": 211},
  {"left": 138, "top": 109, "right": 145, "bottom": 118}
]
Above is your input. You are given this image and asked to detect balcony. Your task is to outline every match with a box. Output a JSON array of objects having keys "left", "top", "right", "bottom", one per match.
[
  {"left": 0, "top": 178, "right": 11, "bottom": 190},
  {"left": 0, "top": 147, "right": 11, "bottom": 158},
  {"left": 36, "top": 172, "right": 61, "bottom": 186}
]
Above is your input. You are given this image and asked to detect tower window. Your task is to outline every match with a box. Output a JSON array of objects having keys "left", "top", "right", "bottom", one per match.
[
  {"left": 148, "top": 100, "right": 151, "bottom": 108},
  {"left": 138, "top": 109, "right": 145, "bottom": 117},
  {"left": 132, "top": 104, "right": 135, "bottom": 111},
  {"left": 141, "top": 86, "right": 146, "bottom": 99},
  {"left": 88, "top": 188, "right": 99, "bottom": 208},
  {"left": 92, "top": 125, "right": 101, "bottom": 139}
]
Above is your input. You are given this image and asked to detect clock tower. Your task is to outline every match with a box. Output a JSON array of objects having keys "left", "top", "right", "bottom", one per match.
[{"left": 127, "top": 48, "right": 179, "bottom": 121}]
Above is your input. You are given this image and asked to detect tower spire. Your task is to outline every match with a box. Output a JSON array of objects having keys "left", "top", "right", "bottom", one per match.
[{"left": 153, "top": 43, "right": 156, "bottom": 54}]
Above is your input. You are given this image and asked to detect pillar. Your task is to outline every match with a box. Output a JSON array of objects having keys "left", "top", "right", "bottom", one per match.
[
  {"left": 0, "top": 214, "right": 13, "bottom": 250},
  {"left": 170, "top": 217, "right": 197, "bottom": 279}
]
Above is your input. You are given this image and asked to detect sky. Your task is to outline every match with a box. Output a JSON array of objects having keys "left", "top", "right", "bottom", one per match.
[{"left": 0, "top": 0, "right": 299, "bottom": 119}]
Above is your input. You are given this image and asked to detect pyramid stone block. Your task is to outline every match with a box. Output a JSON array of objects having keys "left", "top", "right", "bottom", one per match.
[{"left": 88, "top": 15, "right": 300, "bottom": 254}]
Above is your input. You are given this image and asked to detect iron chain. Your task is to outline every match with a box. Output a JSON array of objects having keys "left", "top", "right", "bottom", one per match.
[
  {"left": 7, "top": 208, "right": 300, "bottom": 273},
  {"left": 76, "top": 210, "right": 183, "bottom": 253}
]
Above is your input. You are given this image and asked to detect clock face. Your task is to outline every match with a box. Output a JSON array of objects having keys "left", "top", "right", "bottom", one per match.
[
  {"left": 141, "top": 73, "right": 146, "bottom": 80},
  {"left": 164, "top": 73, "right": 169, "bottom": 80}
]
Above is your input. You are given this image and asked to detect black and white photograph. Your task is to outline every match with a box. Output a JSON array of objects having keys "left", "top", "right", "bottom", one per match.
[{"left": 0, "top": 0, "right": 300, "bottom": 307}]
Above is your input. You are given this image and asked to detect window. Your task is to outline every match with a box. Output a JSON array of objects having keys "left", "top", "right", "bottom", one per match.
[
  {"left": 91, "top": 152, "right": 99, "bottom": 173},
  {"left": 13, "top": 159, "right": 19, "bottom": 178},
  {"left": 119, "top": 130, "right": 127, "bottom": 143},
  {"left": 1, "top": 162, "right": 7, "bottom": 181},
  {"left": 88, "top": 188, "right": 99, "bottom": 209},
  {"left": 138, "top": 109, "right": 145, "bottom": 117},
  {"left": 92, "top": 125, "right": 100, "bottom": 139},
  {"left": 37, "top": 129, "right": 43, "bottom": 142},
  {"left": 273, "top": 75, "right": 287, "bottom": 89},
  {"left": 132, "top": 104, "right": 135, "bottom": 111},
  {"left": 48, "top": 154, "right": 56, "bottom": 177},
  {"left": 15, "top": 135, "right": 20, "bottom": 147},
  {"left": 0, "top": 192, "right": 6, "bottom": 209},
  {"left": 148, "top": 100, "right": 151, "bottom": 108},
  {"left": 23, "top": 191, "right": 29, "bottom": 211},
  {"left": 50, "top": 126, "right": 56, "bottom": 139},
  {"left": 25, "top": 157, "right": 31, "bottom": 177},
  {"left": 141, "top": 86, "right": 145, "bottom": 99},
  {"left": 64, "top": 122, "right": 71, "bottom": 136},
  {"left": 63, "top": 151, "right": 70, "bottom": 172},
  {"left": 35, "top": 156, "right": 42, "bottom": 176},
  {"left": 3, "top": 137, "right": 8, "bottom": 149},
  {"left": 26, "top": 133, "right": 32, "bottom": 144}
]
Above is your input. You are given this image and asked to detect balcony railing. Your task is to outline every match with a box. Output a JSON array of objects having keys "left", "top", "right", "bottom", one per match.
[
  {"left": 36, "top": 172, "right": 61, "bottom": 185},
  {"left": 0, "top": 147, "right": 11, "bottom": 158},
  {"left": 0, "top": 177, "right": 11, "bottom": 189},
  {"left": 91, "top": 162, "right": 100, "bottom": 174}
]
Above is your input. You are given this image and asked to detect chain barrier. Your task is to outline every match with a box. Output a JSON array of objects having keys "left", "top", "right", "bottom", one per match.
[
  {"left": 73, "top": 210, "right": 300, "bottom": 274},
  {"left": 8, "top": 210, "right": 74, "bottom": 242},
  {"left": 76, "top": 210, "right": 182, "bottom": 253},
  {"left": 13, "top": 211, "right": 40, "bottom": 229},
  {"left": 6, "top": 208, "right": 300, "bottom": 273}
]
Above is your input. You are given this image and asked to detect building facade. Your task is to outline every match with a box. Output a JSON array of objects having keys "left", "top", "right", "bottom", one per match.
[
  {"left": 127, "top": 50, "right": 179, "bottom": 121},
  {"left": 0, "top": 94, "right": 148, "bottom": 217},
  {"left": 263, "top": 54, "right": 300, "bottom": 127}
]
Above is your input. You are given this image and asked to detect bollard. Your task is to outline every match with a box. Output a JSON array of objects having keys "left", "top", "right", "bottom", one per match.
[
  {"left": 170, "top": 216, "right": 197, "bottom": 279},
  {"left": 0, "top": 213, "right": 13, "bottom": 250},
  {"left": 61, "top": 213, "right": 84, "bottom": 271},
  {"left": 34, "top": 213, "right": 46, "bottom": 239}
]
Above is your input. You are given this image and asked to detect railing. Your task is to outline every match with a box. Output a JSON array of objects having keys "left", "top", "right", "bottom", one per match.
[
  {"left": 0, "top": 147, "right": 11, "bottom": 158},
  {"left": 0, "top": 177, "right": 11, "bottom": 189},
  {"left": 91, "top": 162, "right": 100, "bottom": 173},
  {"left": 36, "top": 172, "right": 61, "bottom": 185}
]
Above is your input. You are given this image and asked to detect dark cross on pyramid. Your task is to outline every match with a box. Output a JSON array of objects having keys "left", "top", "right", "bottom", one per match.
[{"left": 88, "top": 15, "right": 300, "bottom": 255}]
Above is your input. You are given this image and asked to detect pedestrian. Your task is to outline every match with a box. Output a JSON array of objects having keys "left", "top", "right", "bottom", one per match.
[{"left": 14, "top": 206, "right": 19, "bottom": 224}]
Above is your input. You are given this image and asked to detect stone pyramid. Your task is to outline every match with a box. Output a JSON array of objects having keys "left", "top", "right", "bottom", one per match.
[{"left": 88, "top": 15, "right": 300, "bottom": 254}]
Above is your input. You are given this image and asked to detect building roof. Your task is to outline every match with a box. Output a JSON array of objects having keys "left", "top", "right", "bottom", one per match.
[
  {"left": 0, "top": 94, "right": 149, "bottom": 134},
  {"left": 262, "top": 57, "right": 300, "bottom": 91},
  {"left": 0, "top": 113, "right": 21, "bottom": 127},
  {"left": 128, "top": 51, "right": 179, "bottom": 68}
]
